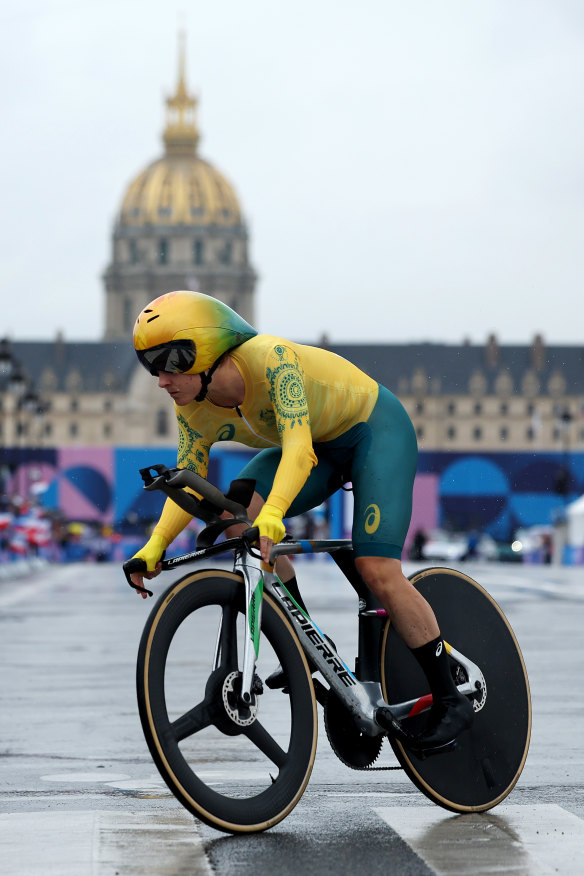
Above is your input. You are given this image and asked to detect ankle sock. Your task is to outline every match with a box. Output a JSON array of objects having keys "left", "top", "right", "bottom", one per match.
[{"left": 411, "top": 635, "right": 458, "bottom": 703}]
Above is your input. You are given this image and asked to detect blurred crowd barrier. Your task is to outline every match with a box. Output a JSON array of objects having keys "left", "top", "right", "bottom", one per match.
[{"left": 0, "top": 499, "right": 331, "bottom": 580}]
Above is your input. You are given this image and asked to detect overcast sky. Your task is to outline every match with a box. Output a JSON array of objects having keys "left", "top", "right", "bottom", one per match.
[{"left": 2, "top": 1, "right": 584, "bottom": 345}]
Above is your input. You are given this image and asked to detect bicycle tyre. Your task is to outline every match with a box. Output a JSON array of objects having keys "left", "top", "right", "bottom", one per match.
[
  {"left": 380, "top": 567, "right": 531, "bottom": 813},
  {"left": 137, "top": 569, "right": 318, "bottom": 833}
]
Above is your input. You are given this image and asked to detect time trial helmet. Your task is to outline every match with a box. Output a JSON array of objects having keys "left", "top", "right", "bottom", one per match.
[{"left": 133, "top": 290, "right": 257, "bottom": 376}]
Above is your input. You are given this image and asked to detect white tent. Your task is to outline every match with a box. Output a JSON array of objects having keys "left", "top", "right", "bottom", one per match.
[{"left": 566, "top": 495, "right": 584, "bottom": 547}]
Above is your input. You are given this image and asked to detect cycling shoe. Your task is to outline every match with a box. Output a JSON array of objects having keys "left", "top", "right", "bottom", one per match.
[
  {"left": 414, "top": 692, "right": 474, "bottom": 751},
  {"left": 376, "top": 692, "right": 474, "bottom": 757}
]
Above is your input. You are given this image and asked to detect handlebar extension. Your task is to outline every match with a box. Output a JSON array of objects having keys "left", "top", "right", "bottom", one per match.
[
  {"left": 124, "top": 465, "right": 258, "bottom": 596},
  {"left": 139, "top": 465, "right": 251, "bottom": 524}
]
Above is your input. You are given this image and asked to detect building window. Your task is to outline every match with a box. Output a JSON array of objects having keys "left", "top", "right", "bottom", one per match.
[
  {"left": 158, "top": 239, "right": 169, "bottom": 265},
  {"left": 219, "top": 241, "right": 232, "bottom": 265},
  {"left": 70, "top": 422, "right": 79, "bottom": 438},
  {"left": 104, "top": 399, "right": 112, "bottom": 412},
  {"left": 66, "top": 370, "right": 83, "bottom": 393},
  {"left": 474, "top": 402, "right": 482, "bottom": 415},
  {"left": 103, "top": 423, "right": 112, "bottom": 438},
  {"left": 129, "top": 240, "right": 139, "bottom": 263},
  {"left": 193, "top": 240, "right": 204, "bottom": 265},
  {"left": 415, "top": 401, "right": 424, "bottom": 415},
  {"left": 526, "top": 426, "right": 535, "bottom": 441},
  {"left": 44, "top": 422, "right": 52, "bottom": 437},
  {"left": 500, "top": 426, "right": 509, "bottom": 441},
  {"left": 473, "top": 426, "right": 482, "bottom": 441},
  {"left": 156, "top": 409, "right": 169, "bottom": 436},
  {"left": 447, "top": 401, "right": 456, "bottom": 415},
  {"left": 416, "top": 425, "right": 424, "bottom": 440},
  {"left": 70, "top": 398, "right": 79, "bottom": 412},
  {"left": 447, "top": 425, "right": 456, "bottom": 441},
  {"left": 500, "top": 402, "right": 508, "bottom": 416}
]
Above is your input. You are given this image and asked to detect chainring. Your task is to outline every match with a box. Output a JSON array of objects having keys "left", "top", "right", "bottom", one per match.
[{"left": 324, "top": 691, "right": 383, "bottom": 770}]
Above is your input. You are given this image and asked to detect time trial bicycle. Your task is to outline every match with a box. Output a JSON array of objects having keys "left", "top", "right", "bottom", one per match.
[{"left": 123, "top": 464, "right": 531, "bottom": 834}]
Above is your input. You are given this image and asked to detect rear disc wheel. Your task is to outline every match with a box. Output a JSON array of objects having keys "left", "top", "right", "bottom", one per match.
[{"left": 381, "top": 567, "right": 531, "bottom": 812}]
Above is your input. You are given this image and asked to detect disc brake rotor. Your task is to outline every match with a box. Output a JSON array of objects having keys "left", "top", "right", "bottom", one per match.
[{"left": 222, "top": 671, "right": 259, "bottom": 727}]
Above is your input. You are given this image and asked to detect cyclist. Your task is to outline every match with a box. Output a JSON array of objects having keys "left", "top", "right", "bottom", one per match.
[{"left": 129, "top": 290, "right": 473, "bottom": 754}]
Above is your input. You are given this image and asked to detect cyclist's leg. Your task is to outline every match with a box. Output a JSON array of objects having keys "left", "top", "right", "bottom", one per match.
[
  {"left": 350, "top": 387, "right": 473, "bottom": 750},
  {"left": 356, "top": 556, "right": 473, "bottom": 750}
]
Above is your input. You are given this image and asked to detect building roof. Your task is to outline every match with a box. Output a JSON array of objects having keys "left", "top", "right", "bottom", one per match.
[
  {"left": 0, "top": 340, "right": 138, "bottom": 395},
  {"left": 328, "top": 340, "right": 584, "bottom": 396},
  {"left": 2, "top": 336, "right": 584, "bottom": 398}
]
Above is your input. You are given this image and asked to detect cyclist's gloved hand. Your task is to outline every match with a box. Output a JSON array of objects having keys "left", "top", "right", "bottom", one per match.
[
  {"left": 253, "top": 504, "right": 286, "bottom": 562},
  {"left": 132, "top": 532, "right": 169, "bottom": 572},
  {"left": 129, "top": 532, "right": 169, "bottom": 600}
]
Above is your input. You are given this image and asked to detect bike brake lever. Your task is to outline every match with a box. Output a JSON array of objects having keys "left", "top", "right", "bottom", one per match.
[
  {"left": 241, "top": 526, "right": 267, "bottom": 561},
  {"left": 122, "top": 557, "right": 154, "bottom": 597},
  {"left": 241, "top": 526, "right": 260, "bottom": 553}
]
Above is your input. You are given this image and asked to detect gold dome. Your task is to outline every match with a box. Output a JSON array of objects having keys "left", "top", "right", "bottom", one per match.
[{"left": 119, "top": 35, "right": 241, "bottom": 228}]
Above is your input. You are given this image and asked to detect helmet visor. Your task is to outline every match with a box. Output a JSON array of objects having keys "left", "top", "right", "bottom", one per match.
[{"left": 136, "top": 340, "right": 197, "bottom": 376}]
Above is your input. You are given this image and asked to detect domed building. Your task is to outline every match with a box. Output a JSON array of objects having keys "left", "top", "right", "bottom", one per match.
[{"left": 103, "top": 38, "right": 256, "bottom": 339}]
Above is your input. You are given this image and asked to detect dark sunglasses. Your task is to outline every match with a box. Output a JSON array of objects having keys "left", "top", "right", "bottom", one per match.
[{"left": 136, "top": 340, "right": 197, "bottom": 376}]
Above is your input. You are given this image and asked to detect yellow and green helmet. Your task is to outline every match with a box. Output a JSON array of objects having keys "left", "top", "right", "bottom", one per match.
[{"left": 133, "top": 290, "right": 257, "bottom": 376}]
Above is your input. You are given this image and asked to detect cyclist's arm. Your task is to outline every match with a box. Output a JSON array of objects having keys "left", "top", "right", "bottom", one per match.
[
  {"left": 131, "top": 410, "right": 211, "bottom": 595},
  {"left": 253, "top": 344, "right": 317, "bottom": 554}
]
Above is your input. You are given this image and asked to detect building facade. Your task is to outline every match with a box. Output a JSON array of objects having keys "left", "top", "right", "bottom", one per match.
[
  {"left": 2, "top": 333, "right": 583, "bottom": 456},
  {"left": 2, "top": 332, "right": 583, "bottom": 548}
]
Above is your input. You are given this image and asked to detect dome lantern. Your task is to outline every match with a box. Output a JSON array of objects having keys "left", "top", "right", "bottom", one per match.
[{"left": 163, "top": 30, "right": 200, "bottom": 156}]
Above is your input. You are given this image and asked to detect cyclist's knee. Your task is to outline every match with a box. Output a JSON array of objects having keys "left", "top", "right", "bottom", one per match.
[
  {"left": 222, "top": 491, "right": 266, "bottom": 539},
  {"left": 355, "top": 556, "right": 408, "bottom": 597},
  {"left": 247, "top": 491, "right": 267, "bottom": 519}
]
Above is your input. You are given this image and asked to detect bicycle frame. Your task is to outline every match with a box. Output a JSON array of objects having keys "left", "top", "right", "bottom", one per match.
[
  {"left": 129, "top": 465, "right": 485, "bottom": 736},
  {"left": 163, "top": 537, "right": 486, "bottom": 739}
]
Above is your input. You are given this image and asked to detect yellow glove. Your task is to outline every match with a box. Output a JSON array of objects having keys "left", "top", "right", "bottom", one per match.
[
  {"left": 253, "top": 504, "right": 286, "bottom": 545},
  {"left": 132, "top": 532, "right": 169, "bottom": 571}
]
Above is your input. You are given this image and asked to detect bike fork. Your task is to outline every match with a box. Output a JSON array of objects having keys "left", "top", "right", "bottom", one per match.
[{"left": 235, "top": 550, "right": 264, "bottom": 705}]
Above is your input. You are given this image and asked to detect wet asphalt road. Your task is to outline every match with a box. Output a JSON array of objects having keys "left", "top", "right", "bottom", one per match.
[{"left": 1, "top": 558, "right": 584, "bottom": 874}]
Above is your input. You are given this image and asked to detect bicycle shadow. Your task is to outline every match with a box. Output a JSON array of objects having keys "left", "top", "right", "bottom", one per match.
[
  {"left": 201, "top": 808, "right": 536, "bottom": 875},
  {"left": 203, "top": 819, "right": 434, "bottom": 875}
]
